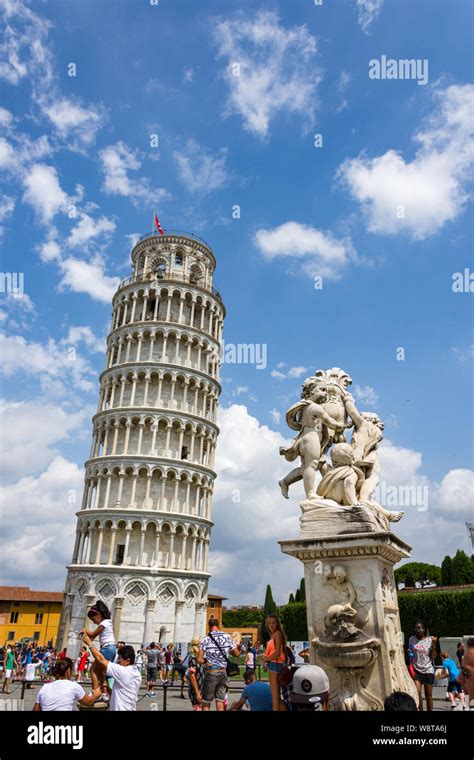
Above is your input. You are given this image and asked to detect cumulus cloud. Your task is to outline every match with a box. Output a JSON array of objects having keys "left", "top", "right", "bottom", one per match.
[
  {"left": 22, "top": 163, "right": 68, "bottom": 224},
  {"left": 0, "top": 456, "right": 83, "bottom": 587},
  {"left": 210, "top": 404, "right": 300, "bottom": 603},
  {"left": 173, "top": 139, "right": 228, "bottom": 194},
  {"left": 43, "top": 97, "right": 107, "bottom": 149},
  {"left": 58, "top": 256, "right": 120, "bottom": 303},
  {"left": 213, "top": 10, "right": 320, "bottom": 138},
  {"left": 99, "top": 141, "right": 169, "bottom": 207},
  {"left": 0, "top": 400, "right": 89, "bottom": 481},
  {"left": 66, "top": 212, "right": 116, "bottom": 249},
  {"left": 255, "top": 221, "right": 354, "bottom": 279},
  {"left": 338, "top": 84, "right": 474, "bottom": 238},
  {"left": 65, "top": 325, "right": 104, "bottom": 353},
  {"left": 0, "top": 330, "right": 96, "bottom": 395},
  {"left": 435, "top": 469, "right": 474, "bottom": 519}
]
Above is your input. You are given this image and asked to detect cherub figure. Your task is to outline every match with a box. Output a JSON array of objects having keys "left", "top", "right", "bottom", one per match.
[
  {"left": 343, "top": 392, "right": 404, "bottom": 523},
  {"left": 279, "top": 378, "right": 346, "bottom": 499},
  {"left": 324, "top": 564, "right": 357, "bottom": 615},
  {"left": 316, "top": 443, "right": 365, "bottom": 506}
]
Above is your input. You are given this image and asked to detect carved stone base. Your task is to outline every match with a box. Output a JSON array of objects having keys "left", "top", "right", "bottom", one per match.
[{"left": 279, "top": 531, "right": 418, "bottom": 711}]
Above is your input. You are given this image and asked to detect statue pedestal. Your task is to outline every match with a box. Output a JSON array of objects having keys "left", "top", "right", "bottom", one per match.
[{"left": 279, "top": 530, "right": 418, "bottom": 711}]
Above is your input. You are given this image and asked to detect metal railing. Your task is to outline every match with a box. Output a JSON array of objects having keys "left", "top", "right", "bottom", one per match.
[
  {"left": 117, "top": 271, "right": 223, "bottom": 303},
  {"left": 137, "top": 230, "right": 213, "bottom": 249}
]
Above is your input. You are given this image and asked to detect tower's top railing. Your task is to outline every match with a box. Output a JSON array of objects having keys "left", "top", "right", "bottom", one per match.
[{"left": 136, "top": 230, "right": 213, "bottom": 250}]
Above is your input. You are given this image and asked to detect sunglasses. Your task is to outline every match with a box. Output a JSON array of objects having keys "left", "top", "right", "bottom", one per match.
[{"left": 460, "top": 670, "right": 472, "bottom": 679}]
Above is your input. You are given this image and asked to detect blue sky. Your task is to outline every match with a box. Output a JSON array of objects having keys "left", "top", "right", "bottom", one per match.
[{"left": 0, "top": 0, "right": 472, "bottom": 605}]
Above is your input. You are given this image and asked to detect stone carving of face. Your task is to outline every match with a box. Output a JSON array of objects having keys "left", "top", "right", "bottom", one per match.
[
  {"left": 312, "top": 383, "right": 327, "bottom": 404},
  {"left": 333, "top": 566, "right": 347, "bottom": 584}
]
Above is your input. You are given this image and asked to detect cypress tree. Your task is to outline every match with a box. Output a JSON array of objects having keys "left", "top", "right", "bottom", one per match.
[
  {"left": 260, "top": 584, "right": 276, "bottom": 643},
  {"left": 299, "top": 577, "right": 306, "bottom": 600},
  {"left": 441, "top": 555, "right": 453, "bottom": 586}
]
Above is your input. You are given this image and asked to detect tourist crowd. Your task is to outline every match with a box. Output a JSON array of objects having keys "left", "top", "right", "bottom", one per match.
[{"left": 1, "top": 604, "right": 472, "bottom": 713}]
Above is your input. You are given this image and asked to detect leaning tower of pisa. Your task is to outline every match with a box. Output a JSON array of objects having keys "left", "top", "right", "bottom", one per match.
[{"left": 58, "top": 231, "right": 225, "bottom": 654}]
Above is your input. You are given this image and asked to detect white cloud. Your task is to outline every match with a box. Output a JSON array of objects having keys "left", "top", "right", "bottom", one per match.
[
  {"left": 22, "top": 163, "right": 68, "bottom": 224},
  {"left": 99, "top": 141, "right": 169, "bottom": 207},
  {"left": 173, "top": 139, "right": 228, "bottom": 194},
  {"left": 436, "top": 469, "right": 474, "bottom": 519},
  {"left": 451, "top": 345, "right": 474, "bottom": 362},
  {"left": 213, "top": 10, "right": 320, "bottom": 138},
  {"left": 59, "top": 256, "right": 120, "bottom": 303},
  {"left": 0, "top": 0, "right": 53, "bottom": 87},
  {"left": 43, "top": 97, "right": 106, "bottom": 149},
  {"left": 0, "top": 136, "right": 14, "bottom": 168},
  {"left": 66, "top": 213, "right": 116, "bottom": 248},
  {"left": 0, "top": 106, "right": 13, "bottom": 126},
  {"left": 0, "top": 455, "right": 83, "bottom": 587},
  {"left": 0, "top": 330, "right": 96, "bottom": 393},
  {"left": 0, "top": 401, "right": 88, "bottom": 480},
  {"left": 354, "top": 384, "right": 379, "bottom": 407},
  {"left": 125, "top": 232, "right": 140, "bottom": 249},
  {"left": 0, "top": 193, "right": 14, "bottom": 236},
  {"left": 183, "top": 67, "right": 195, "bottom": 82},
  {"left": 287, "top": 366, "right": 309, "bottom": 379},
  {"left": 233, "top": 386, "right": 249, "bottom": 396},
  {"left": 255, "top": 221, "right": 354, "bottom": 279},
  {"left": 356, "top": 0, "right": 383, "bottom": 34},
  {"left": 38, "top": 228, "right": 61, "bottom": 262},
  {"left": 338, "top": 84, "right": 474, "bottom": 238},
  {"left": 269, "top": 409, "right": 281, "bottom": 424},
  {"left": 271, "top": 369, "right": 286, "bottom": 381},
  {"left": 210, "top": 404, "right": 300, "bottom": 603},
  {"left": 66, "top": 325, "right": 104, "bottom": 353},
  {"left": 0, "top": 1, "right": 105, "bottom": 150}
]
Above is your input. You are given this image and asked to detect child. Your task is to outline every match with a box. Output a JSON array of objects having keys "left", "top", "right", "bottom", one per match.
[{"left": 79, "top": 600, "right": 116, "bottom": 701}]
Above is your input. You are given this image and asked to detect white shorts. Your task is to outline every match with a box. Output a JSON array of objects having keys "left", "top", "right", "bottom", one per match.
[{"left": 4, "top": 669, "right": 12, "bottom": 678}]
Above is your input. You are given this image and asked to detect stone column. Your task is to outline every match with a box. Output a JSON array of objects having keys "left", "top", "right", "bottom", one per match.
[
  {"left": 113, "top": 597, "right": 124, "bottom": 640},
  {"left": 143, "top": 599, "right": 156, "bottom": 645},
  {"left": 174, "top": 600, "right": 186, "bottom": 643},
  {"left": 194, "top": 602, "right": 206, "bottom": 638},
  {"left": 83, "top": 594, "right": 96, "bottom": 632},
  {"left": 279, "top": 530, "right": 418, "bottom": 711},
  {"left": 94, "top": 526, "right": 104, "bottom": 564},
  {"left": 108, "top": 527, "right": 117, "bottom": 564}
]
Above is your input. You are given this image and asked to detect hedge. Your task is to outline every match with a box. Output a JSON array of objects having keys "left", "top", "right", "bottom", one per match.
[
  {"left": 279, "top": 602, "right": 308, "bottom": 641},
  {"left": 275, "top": 589, "right": 474, "bottom": 642},
  {"left": 398, "top": 588, "right": 474, "bottom": 640}
]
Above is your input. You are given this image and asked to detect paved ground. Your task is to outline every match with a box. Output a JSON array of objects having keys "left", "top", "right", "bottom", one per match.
[{"left": 0, "top": 680, "right": 469, "bottom": 712}]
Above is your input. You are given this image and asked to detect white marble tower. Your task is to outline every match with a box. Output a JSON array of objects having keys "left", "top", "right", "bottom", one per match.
[{"left": 58, "top": 231, "right": 225, "bottom": 654}]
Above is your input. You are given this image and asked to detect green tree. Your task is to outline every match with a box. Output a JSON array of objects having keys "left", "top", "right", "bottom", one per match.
[
  {"left": 295, "top": 588, "right": 301, "bottom": 602},
  {"left": 441, "top": 555, "right": 453, "bottom": 586},
  {"left": 260, "top": 584, "right": 276, "bottom": 643},
  {"left": 451, "top": 550, "right": 474, "bottom": 584},
  {"left": 299, "top": 577, "right": 306, "bottom": 600},
  {"left": 395, "top": 562, "right": 441, "bottom": 588},
  {"left": 404, "top": 569, "right": 416, "bottom": 588},
  {"left": 288, "top": 593, "right": 295, "bottom": 605}
]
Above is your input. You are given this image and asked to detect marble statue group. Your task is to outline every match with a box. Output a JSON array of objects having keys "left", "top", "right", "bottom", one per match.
[{"left": 278, "top": 366, "right": 404, "bottom": 534}]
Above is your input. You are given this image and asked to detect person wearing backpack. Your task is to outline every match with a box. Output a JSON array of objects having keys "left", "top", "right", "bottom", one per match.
[{"left": 197, "top": 619, "right": 240, "bottom": 711}]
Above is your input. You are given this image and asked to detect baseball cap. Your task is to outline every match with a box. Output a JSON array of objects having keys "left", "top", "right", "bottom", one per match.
[{"left": 291, "top": 665, "right": 330, "bottom": 704}]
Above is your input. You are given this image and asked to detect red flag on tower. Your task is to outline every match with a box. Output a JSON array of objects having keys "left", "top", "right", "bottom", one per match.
[{"left": 153, "top": 211, "right": 165, "bottom": 236}]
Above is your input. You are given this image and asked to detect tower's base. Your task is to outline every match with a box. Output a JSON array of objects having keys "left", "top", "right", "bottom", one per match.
[
  {"left": 279, "top": 531, "right": 418, "bottom": 711},
  {"left": 57, "top": 567, "right": 209, "bottom": 659}
]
